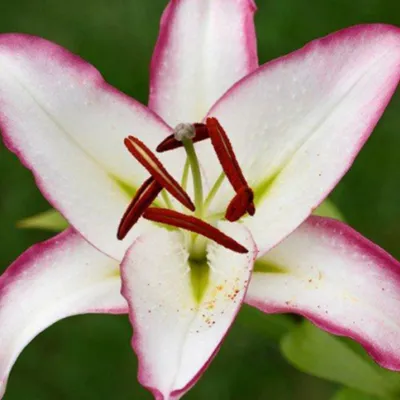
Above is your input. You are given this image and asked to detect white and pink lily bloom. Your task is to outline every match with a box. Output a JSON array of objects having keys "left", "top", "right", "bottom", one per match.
[{"left": 1, "top": 0, "right": 400, "bottom": 398}]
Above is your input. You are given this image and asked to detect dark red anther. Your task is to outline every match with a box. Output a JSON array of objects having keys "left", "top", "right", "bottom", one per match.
[
  {"left": 206, "top": 117, "right": 256, "bottom": 219},
  {"left": 225, "top": 187, "right": 255, "bottom": 222},
  {"left": 143, "top": 208, "right": 248, "bottom": 254},
  {"left": 156, "top": 123, "right": 210, "bottom": 152},
  {"left": 206, "top": 117, "right": 248, "bottom": 192},
  {"left": 247, "top": 201, "right": 256, "bottom": 216},
  {"left": 117, "top": 177, "right": 163, "bottom": 240},
  {"left": 124, "top": 136, "right": 195, "bottom": 211}
]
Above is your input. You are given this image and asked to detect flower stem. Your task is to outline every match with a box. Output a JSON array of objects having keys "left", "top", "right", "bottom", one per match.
[{"left": 182, "top": 138, "right": 203, "bottom": 218}]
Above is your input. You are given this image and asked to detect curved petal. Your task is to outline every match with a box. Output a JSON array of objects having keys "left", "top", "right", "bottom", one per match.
[
  {"left": 121, "top": 223, "right": 257, "bottom": 399},
  {"left": 246, "top": 216, "right": 400, "bottom": 370},
  {"left": 0, "top": 34, "right": 181, "bottom": 259},
  {"left": 149, "top": 0, "right": 258, "bottom": 126},
  {"left": 0, "top": 228, "right": 127, "bottom": 398},
  {"left": 205, "top": 24, "right": 400, "bottom": 253}
]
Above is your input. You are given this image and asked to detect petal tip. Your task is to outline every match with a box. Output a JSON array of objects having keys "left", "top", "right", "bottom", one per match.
[{"left": 246, "top": 0, "right": 258, "bottom": 12}]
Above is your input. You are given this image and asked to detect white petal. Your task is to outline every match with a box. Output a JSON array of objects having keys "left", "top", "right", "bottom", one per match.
[
  {"left": 121, "top": 223, "right": 256, "bottom": 399},
  {"left": 0, "top": 34, "right": 181, "bottom": 259},
  {"left": 205, "top": 25, "right": 400, "bottom": 253},
  {"left": 0, "top": 228, "right": 127, "bottom": 398},
  {"left": 246, "top": 216, "right": 400, "bottom": 370},
  {"left": 149, "top": 0, "right": 258, "bottom": 125}
]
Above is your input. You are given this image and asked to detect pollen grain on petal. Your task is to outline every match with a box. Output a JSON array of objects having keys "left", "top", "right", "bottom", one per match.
[
  {"left": 124, "top": 136, "right": 195, "bottom": 211},
  {"left": 143, "top": 208, "right": 248, "bottom": 254},
  {"left": 117, "top": 177, "right": 163, "bottom": 240}
]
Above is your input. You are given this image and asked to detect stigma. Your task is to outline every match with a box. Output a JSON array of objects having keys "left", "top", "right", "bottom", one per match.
[
  {"left": 173, "top": 123, "right": 196, "bottom": 141},
  {"left": 157, "top": 123, "right": 209, "bottom": 152}
]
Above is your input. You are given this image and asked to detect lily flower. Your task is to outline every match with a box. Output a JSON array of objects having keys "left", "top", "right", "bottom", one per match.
[{"left": 0, "top": 0, "right": 400, "bottom": 398}]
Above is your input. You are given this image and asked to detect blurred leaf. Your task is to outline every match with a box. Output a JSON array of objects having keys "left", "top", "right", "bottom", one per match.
[
  {"left": 339, "top": 338, "right": 400, "bottom": 394},
  {"left": 17, "top": 209, "right": 68, "bottom": 232},
  {"left": 15, "top": 195, "right": 344, "bottom": 233},
  {"left": 332, "top": 388, "right": 380, "bottom": 400},
  {"left": 313, "top": 198, "right": 345, "bottom": 221},
  {"left": 236, "top": 305, "right": 296, "bottom": 342},
  {"left": 281, "top": 321, "right": 395, "bottom": 398}
]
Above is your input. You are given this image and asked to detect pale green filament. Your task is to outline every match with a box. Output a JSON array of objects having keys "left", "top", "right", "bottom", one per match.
[
  {"left": 206, "top": 211, "right": 225, "bottom": 224},
  {"left": 181, "top": 158, "right": 190, "bottom": 192},
  {"left": 204, "top": 172, "right": 226, "bottom": 213},
  {"left": 182, "top": 138, "right": 203, "bottom": 218},
  {"left": 161, "top": 189, "right": 174, "bottom": 210}
]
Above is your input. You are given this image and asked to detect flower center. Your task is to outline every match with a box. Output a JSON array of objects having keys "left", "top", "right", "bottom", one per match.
[{"left": 117, "top": 117, "right": 255, "bottom": 261}]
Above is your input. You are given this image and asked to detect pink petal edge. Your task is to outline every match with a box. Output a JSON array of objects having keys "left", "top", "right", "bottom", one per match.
[
  {"left": 0, "top": 33, "right": 171, "bottom": 258},
  {"left": 247, "top": 216, "right": 400, "bottom": 371},
  {"left": 0, "top": 228, "right": 127, "bottom": 398},
  {"left": 207, "top": 23, "right": 400, "bottom": 257},
  {"left": 209, "top": 24, "right": 400, "bottom": 175},
  {"left": 0, "top": 228, "right": 126, "bottom": 314},
  {"left": 120, "top": 229, "right": 258, "bottom": 400},
  {"left": 148, "top": 0, "right": 259, "bottom": 114}
]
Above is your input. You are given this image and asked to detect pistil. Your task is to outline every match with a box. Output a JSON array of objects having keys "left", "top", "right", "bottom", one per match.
[{"left": 181, "top": 137, "right": 204, "bottom": 218}]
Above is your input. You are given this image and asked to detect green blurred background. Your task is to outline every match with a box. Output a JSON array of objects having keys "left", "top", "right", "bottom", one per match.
[{"left": 0, "top": 0, "right": 399, "bottom": 399}]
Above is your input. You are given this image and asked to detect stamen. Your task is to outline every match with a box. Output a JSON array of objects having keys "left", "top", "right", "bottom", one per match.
[
  {"left": 143, "top": 208, "right": 248, "bottom": 254},
  {"left": 124, "top": 136, "right": 195, "bottom": 211},
  {"left": 225, "top": 187, "right": 255, "bottom": 222},
  {"left": 206, "top": 117, "right": 248, "bottom": 192},
  {"left": 181, "top": 158, "right": 190, "bottom": 191},
  {"left": 206, "top": 117, "right": 256, "bottom": 219},
  {"left": 247, "top": 202, "right": 256, "bottom": 216},
  {"left": 203, "top": 171, "right": 225, "bottom": 211},
  {"left": 117, "top": 177, "right": 162, "bottom": 240},
  {"left": 156, "top": 123, "right": 209, "bottom": 152}
]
